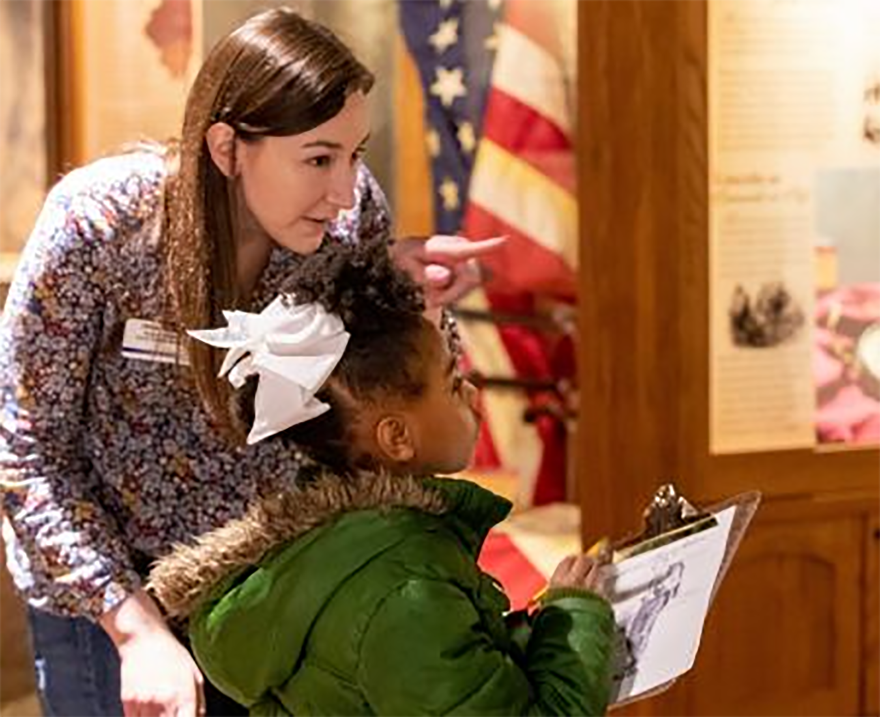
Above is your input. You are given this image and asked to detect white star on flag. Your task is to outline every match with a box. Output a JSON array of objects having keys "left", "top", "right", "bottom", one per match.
[
  {"left": 426, "top": 129, "right": 441, "bottom": 157},
  {"left": 439, "top": 177, "right": 460, "bottom": 211},
  {"left": 430, "top": 66, "right": 467, "bottom": 108},
  {"left": 457, "top": 122, "right": 476, "bottom": 154},
  {"left": 429, "top": 18, "right": 459, "bottom": 54},
  {"left": 485, "top": 22, "right": 501, "bottom": 52}
]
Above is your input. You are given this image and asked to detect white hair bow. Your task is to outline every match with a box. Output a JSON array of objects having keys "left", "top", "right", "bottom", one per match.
[{"left": 188, "top": 296, "right": 350, "bottom": 445}]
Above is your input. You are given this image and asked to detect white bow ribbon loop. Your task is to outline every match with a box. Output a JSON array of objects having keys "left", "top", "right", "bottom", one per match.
[{"left": 188, "top": 296, "right": 350, "bottom": 444}]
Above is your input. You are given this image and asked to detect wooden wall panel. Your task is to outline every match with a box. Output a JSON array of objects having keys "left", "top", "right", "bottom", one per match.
[
  {"left": 689, "top": 513, "right": 862, "bottom": 716},
  {"left": 576, "top": 0, "right": 710, "bottom": 538}
]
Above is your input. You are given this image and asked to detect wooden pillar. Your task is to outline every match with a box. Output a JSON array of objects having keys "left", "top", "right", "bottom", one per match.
[{"left": 577, "top": 0, "right": 709, "bottom": 543}]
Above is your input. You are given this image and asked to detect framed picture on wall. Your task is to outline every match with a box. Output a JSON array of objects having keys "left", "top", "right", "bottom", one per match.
[{"left": 58, "top": 0, "right": 202, "bottom": 167}]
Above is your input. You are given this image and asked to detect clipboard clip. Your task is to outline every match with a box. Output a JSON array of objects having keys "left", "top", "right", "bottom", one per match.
[
  {"left": 641, "top": 483, "right": 709, "bottom": 539},
  {"left": 614, "top": 483, "right": 717, "bottom": 561}
]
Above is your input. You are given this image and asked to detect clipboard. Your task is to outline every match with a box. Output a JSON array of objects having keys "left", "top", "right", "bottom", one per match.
[
  {"left": 610, "top": 485, "right": 761, "bottom": 591},
  {"left": 605, "top": 484, "right": 762, "bottom": 707}
]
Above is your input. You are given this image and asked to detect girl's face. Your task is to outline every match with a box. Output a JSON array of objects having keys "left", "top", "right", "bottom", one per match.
[
  {"left": 394, "top": 324, "right": 482, "bottom": 475},
  {"left": 234, "top": 91, "right": 371, "bottom": 254}
]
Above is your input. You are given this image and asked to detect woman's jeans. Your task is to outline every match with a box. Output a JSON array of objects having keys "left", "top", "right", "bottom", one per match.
[{"left": 27, "top": 607, "right": 248, "bottom": 716}]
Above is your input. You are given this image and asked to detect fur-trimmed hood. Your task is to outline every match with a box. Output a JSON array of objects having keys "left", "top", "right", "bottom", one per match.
[{"left": 148, "top": 471, "right": 457, "bottom": 619}]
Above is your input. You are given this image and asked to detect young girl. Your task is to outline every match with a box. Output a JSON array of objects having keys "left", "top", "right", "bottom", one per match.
[{"left": 149, "top": 238, "right": 614, "bottom": 716}]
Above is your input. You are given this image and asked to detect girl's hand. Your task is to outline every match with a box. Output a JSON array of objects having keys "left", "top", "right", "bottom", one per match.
[
  {"left": 549, "top": 550, "right": 610, "bottom": 599},
  {"left": 391, "top": 235, "right": 506, "bottom": 307},
  {"left": 100, "top": 589, "right": 205, "bottom": 717}
]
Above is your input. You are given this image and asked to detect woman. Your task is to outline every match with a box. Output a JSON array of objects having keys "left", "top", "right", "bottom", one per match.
[{"left": 0, "top": 8, "right": 499, "bottom": 716}]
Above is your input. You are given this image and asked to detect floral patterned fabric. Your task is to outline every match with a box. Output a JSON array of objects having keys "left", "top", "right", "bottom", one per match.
[{"left": 0, "top": 151, "right": 392, "bottom": 620}]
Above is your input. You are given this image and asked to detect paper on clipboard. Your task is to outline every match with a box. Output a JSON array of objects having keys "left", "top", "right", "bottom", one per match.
[{"left": 605, "top": 491, "right": 761, "bottom": 706}]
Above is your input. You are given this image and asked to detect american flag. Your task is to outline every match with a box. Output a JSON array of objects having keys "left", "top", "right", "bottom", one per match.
[{"left": 399, "top": 0, "right": 577, "bottom": 507}]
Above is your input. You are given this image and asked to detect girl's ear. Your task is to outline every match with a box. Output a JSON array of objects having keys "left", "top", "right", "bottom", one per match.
[
  {"left": 374, "top": 415, "right": 416, "bottom": 464},
  {"left": 205, "top": 122, "right": 238, "bottom": 178}
]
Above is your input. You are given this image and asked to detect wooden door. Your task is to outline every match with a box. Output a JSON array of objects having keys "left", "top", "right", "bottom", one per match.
[{"left": 688, "top": 513, "right": 862, "bottom": 716}]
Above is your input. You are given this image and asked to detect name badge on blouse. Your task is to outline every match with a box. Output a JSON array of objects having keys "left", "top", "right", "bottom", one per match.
[{"left": 122, "top": 319, "right": 190, "bottom": 366}]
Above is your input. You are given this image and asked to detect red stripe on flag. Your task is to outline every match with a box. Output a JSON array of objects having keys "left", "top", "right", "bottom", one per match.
[
  {"left": 478, "top": 532, "right": 547, "bottom": 612},
  {"left": 492, "top": 321, "right": 568, "bottom": 505},
  {"left": 484, "top": 89, "right": 571, "bottom": 151},
  {"left": 482, "top": 88, "right": 575, "bottom": 194},
  {"left": 530, "top": 415, "right": 568, "bottom": 505},
  {"left": 464, "top": 203, "right": 576, "bottom": 300}
]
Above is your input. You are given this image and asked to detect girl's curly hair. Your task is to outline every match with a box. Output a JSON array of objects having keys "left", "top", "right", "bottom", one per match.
[{"left": 236, "top": 238, "right": 430, "bottom": 474}]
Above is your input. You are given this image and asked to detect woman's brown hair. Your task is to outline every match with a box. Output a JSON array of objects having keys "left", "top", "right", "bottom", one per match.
[{"left": 162, "top": 8, "right": 374, "bottom": 437}]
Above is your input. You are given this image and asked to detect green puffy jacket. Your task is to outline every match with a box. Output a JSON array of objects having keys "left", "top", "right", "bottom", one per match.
[{"left": 149, "top": 474, "right": 614, "bottom": 716}]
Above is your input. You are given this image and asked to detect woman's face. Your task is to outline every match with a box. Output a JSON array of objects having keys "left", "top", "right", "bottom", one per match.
[{"left": 234, "top": 91, "right": 371, "bottom": 254}]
